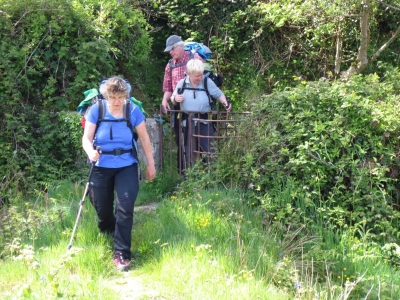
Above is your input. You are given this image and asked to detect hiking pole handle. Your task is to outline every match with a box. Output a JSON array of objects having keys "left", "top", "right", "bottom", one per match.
[
  {"left": 226, "top": 96, "right": 232, "bottom": 110},
  {"left": 95, "top": 146, "right": 101, "bottom": 156}
]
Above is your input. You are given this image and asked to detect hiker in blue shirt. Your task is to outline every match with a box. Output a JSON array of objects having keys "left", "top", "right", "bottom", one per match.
[
  {"left": 82, "top": 76, "right": 156, "bottom": 271},
  {"left": 171, "top": 59, "right": 231, "bottom": 169}
]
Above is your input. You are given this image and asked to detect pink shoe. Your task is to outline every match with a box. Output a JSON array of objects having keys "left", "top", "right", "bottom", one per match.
[{"left": 113, "top": 253, "right": 130, "bottom": 271}]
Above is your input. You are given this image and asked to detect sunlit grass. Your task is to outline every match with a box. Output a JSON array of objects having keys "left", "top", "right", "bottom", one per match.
[{"left": 1, "top": 179, "right": 400, "bottom": 299}]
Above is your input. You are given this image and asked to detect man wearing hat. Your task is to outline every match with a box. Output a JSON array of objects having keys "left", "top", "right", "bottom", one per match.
[
  {"left": 161, "top": 35, "right": 204, "bottom": 173},
  {"left": 161, "top": 35, "right": 204, "bottom": 113}
]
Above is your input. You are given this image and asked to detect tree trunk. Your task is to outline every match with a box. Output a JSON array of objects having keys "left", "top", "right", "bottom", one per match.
[
  {"left": 346, "top": 0, "right": 370, "bottom": 77},
  {"left": 345, "top": 0, "right": 400, "bottom": 78},
  {"left": 334, "top": 26, "right": 342, "bottom": 76}
]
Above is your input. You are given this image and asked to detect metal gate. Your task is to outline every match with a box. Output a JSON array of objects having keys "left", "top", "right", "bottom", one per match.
[{"left": 159, "top": 107, "right": 250, "bottom": 176}]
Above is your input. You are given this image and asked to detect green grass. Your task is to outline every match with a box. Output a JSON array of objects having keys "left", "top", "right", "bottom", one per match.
[{"left": 0, "top": 179, "right": 400, "bottom": 299}]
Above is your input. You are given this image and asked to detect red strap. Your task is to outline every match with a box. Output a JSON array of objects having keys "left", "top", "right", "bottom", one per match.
[{"left": 81, "top": 118, "right": 86, "bottom": 129}]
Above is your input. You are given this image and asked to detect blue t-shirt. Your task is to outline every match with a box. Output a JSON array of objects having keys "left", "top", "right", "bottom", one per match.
[{"left": 86, "top": 101, "right": 145, "bottom": 168}]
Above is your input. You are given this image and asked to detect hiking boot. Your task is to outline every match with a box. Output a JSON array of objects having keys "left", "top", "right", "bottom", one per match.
[{"left": 113, "top": 253, "right": 130, "bottom": 271}]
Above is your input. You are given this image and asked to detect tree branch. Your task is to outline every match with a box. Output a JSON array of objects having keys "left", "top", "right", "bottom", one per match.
[
  {"left": 370, "top": 25, "right": 400, "bottom": 63},
  {"left": 14, "top": 9, "right": 61, "bottom": 28},
  {"left": 378, "top": 0, "right": 400, "bottom": 12},
  {"left": 16, "top": 29, "right": 49, "bottom": 80}
]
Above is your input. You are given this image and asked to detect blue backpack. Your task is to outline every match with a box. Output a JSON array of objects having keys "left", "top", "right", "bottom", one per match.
[
  {"left": 168, "top": 41, "right": 223, "bottom": 88},
  {"left": 184, "top": 42, "right": 212, "bottom": 60}
]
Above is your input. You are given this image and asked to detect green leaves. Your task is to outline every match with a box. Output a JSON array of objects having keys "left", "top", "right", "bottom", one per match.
[
  {"left": 0, "top": 0, "right": 151, "bottom": 195},
  {"left": 217, "top": 73, "right": 400, "bottom": 243}
]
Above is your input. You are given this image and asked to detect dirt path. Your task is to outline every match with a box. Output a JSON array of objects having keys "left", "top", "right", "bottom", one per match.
[
  {"left": 104, "top": 202, "right": 162, "bottom": 300},
  {"left": 134, "top": 202, "right": 159, "bottom": 214},
  {"left": 105, "top": 272, "right": 161, "bottom": 299}
]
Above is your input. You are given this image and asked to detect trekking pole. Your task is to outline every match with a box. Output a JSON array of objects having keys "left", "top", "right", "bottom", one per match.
[{"left": 67, "top": 146, "right": 100, "bottom": 250}]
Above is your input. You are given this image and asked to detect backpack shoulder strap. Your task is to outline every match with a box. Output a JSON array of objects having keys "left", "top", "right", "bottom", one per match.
[
  {"left": 178, "top": 76, "right": 214, "bottom": 108},
  {"left": 123, "top": 100, "right": 133, "bottom": 131},
  {"left": 93, "top": 99, "right": 106, "bottom": 138},
  {"left": 124, "top": 100, "right": 139, "bottom": 159},
  {"left": 176, "top": 75, "right": 188, "bottom": 94},
  {"left": 124, "top": 100, "right": 139, "bottom": 142},
  {"left": 179, "top": 77, "right": 209, "bottom": 93},
  {"left": 168, "top": 58, "right": 174, "bottom": 70},
  {"left": 169, "top": 51, "right": 192, "bottom": 72},
  {"left": 203, "top": 77, "right": 213, "bottom": 107},
  {"left": 95, "top": 99, "right": 106, "bottom": 129}
]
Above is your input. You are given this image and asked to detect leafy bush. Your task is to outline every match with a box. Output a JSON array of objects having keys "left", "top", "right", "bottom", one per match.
[
  {"left": 144, "top": 0, "right": 400, "bottom": 104},
  {"left": 0, "top": 0, "right": 151, "bottom": 195},
  {"left": 216, "top": 74, "right": 400, "bottom": 243}
]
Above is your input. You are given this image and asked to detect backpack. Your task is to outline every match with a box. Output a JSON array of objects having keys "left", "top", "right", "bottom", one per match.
[
  {"left": 95, "top": 98, "right": 136, "bottom": 140},
  {"left": 177, "top": 75, "right": 227, "bottom": 110},
  {"left": 77, "top": 79, "right": 146, "bottom": 130},
  {"left": 76, "top": 79, "right": 146, "bottom": 159},
  {"left": 184, "top": 42, "right": 212, "bottom": 60},
  {"left": 168, "top": 41, "right": 224, "bottom": 88}
]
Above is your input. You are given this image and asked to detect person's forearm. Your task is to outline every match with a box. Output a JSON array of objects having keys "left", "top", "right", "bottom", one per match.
[
  {"left": 139, "top": 135, "right": 155, "bottom": 166},
  {"left": 82, "top": 136, "right": 94, "bottom": 155},
  {"left": 82, "top": 136, "right": 101, "bottom": 162},
  {"left": 218, "top": 95, "right": 228, "bottom": 107},
  {"left": 162, "top": 91, "right": 173, "bottom": 104}
]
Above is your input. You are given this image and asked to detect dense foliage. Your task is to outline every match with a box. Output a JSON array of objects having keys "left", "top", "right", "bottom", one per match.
[
  {"left": 216, "top": 71, "right": 400, "bottom": 245},
  {"left": 0, "top": 0, "right": 151, "bottom": 196},
  {"left": 142, "top": 0, "right": 400, "bottom": 101},
  {"left": 2, "top": 0, "right": 400, "bottom": 196},
  {"left": 1, "top": 0, "right": 400, "bottom": 245},
  {"left": 1, "top": 1, "right": 400, "bottom": 297}
]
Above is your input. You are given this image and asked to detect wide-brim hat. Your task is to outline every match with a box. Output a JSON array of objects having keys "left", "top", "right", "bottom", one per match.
[
  {"left": 82, "top": 88, "right": 99, "bottom": 102},
  {"left": 164, "top": 35, "right": 183, "bottom": 52}
]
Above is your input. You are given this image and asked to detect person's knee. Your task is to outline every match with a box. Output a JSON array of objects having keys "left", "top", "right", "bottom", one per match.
[
  {"left": 116, "top": 197, "right": 135, "bottom": 215},
  {"left": 98, "top": 216, "right": 115, "bottom": 233}
]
